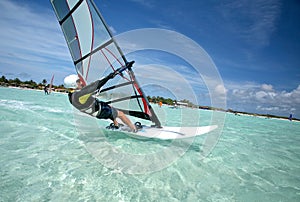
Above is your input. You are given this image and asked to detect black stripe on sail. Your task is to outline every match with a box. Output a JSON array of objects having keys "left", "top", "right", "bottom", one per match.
[
  {"left": 116, "top": 108, "right": 151, "bottom": 121},
  {"left": 74, "top": 39, "right": 114, "bottom": 65},
  {"left": 59, "top": 0, "right": 84, "bottom": 25},
  {"left": 100, "top": 81, "right": 134, "bottom": 93},
  {"left": 105, "top": 95, "right": 152, "bottom": 120},
  {"left": 105, "top": 95, "right": 143, "bottom": 105}
]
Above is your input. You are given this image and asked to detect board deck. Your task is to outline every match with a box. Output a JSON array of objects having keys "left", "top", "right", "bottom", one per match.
[{"left": 107, "top": 125, "right": 218, "bottom": 140}]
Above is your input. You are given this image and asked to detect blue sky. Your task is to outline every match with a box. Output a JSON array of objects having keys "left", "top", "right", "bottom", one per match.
[{"left": 0, "top": 0, "right": 299, "bottom": 117}]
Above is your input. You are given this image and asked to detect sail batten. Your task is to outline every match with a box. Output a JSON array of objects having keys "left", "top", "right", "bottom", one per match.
[
  {"left": 58, "top": 0, "right": 84, "bottom": 25},
  {"left": 51, "top": 0, "right": 161, "bottom": 127},
  {"left": 74, "top": 39, "right": 114, "bottom": 65}
]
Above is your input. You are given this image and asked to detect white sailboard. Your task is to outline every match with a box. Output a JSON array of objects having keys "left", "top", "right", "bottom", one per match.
[
  {"left": 110, "top": 124, "right": 218, "bottom": 140},
  {"left": 50, "top": 0, "right": 217, "bottom": 138}
]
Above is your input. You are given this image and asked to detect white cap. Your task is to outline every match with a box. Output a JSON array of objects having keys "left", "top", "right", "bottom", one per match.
[{"left": 64, "top": 74, "right": 79, "bottom": 89}]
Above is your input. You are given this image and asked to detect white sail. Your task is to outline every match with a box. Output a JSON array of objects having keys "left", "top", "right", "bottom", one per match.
[
  {"left": 50, "top": 0, "right": 161, "bottom": 126},
  {"left": 49, "top": 74, "right": 54, "bottom": 94}
]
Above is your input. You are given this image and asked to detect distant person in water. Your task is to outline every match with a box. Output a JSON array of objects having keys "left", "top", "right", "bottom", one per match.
[
  {"left": 289, "top": 114, "right": 293, "bottom": 121},
  {"left": 44, "top": 86, "right": 48, "bottom": 95},
  {"left": 64, "top": 73, "right": 137, "bottom": 132},
  {"left": 159, "top": 101, "right": 162, "bottom": 108}
]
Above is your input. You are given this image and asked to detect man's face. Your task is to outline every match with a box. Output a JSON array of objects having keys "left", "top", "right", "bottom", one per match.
[{"left": 76, "top": 80, "right": 83, "bottom": 89}]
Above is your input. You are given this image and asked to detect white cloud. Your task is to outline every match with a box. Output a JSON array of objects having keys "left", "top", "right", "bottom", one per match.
[
  {"left": 257, "top": 106, "right": 279, "bottom": 111},
  {"left": 148, "top": 20, "right": 173, "bottom": 30},
  {"left": 226, "top": 81, "right": 300, "bottom": 116},
  {"left": 220, "top": 0, "right": 281, "bottom": 47},
  {"left": 255, "top": 91, "right": 268, "bottom": 101},
  {"left": 0, "top": 0, "right": 73, "bottom": 84},
  {"left": 129, "top": 0, "right": 155, "bottom": 8},
  {"left": 214, "top": 84, "right": 227, "bottom": 97},
  {"left": 135, "top": 64, "right": 198, "bottom": 102},
  {"left": 109, "top": 26, "right": 117, "bottom": 34},
  {"left": 261, "top": 84, "right": 273, "bottom": 91}
]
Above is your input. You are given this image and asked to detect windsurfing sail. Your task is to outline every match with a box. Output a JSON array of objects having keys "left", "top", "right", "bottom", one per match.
[
  {"left": 49, "top": 74, "right": 54, "bottom": 94},
  {"left": 50, "top": 0, "right": 161, "bottom": 127}
]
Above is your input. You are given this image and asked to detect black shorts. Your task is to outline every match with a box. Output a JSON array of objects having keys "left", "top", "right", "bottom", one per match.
[{"left": 96, "top": 101, "right": 118, "bottom": 120}]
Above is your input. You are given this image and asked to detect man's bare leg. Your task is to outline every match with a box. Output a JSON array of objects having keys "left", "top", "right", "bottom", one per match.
[{"left": 116, "top": 110, "right": 136, "bottom": 131}]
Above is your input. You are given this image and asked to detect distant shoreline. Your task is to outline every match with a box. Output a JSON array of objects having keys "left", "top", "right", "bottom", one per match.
[
  {"left": 214, "top": 107, "right": 299, "bottom": 122},
  {"left": 3, "top": 85, "right": 67, "bottom": 94},
  {"left": 159, "top": 102, "right": 299, "bottom": 122},
  {"left": 1, "top": 83, "right": 298, "bottom": 123}
]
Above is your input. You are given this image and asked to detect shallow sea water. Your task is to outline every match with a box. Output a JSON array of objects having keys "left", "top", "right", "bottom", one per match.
[{"left": 0, "top": 87, "right": 299, "bottom": 201}]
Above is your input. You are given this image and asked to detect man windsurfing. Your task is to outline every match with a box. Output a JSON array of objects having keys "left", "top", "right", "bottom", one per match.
[{"left": 64, "top": 71, "right": 138, "bottom": 132}]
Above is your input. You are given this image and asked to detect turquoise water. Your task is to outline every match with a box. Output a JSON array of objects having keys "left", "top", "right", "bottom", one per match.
[{"left": 0, "top": 87, "right": 299, "bottom": 201}]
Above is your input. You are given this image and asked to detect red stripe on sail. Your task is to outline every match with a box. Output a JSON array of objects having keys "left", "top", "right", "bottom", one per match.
[{"left": 133, "top": 83, "right": 151, "bottom": 116}]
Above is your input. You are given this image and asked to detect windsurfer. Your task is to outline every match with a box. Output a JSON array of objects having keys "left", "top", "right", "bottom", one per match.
[
  {"left": 159, "top": 101, "right": 162, "bottom": 108},
  {"left": 44, "top": 85, "right": 48, "bottom": 95},
  {"left": 64, "top": 73, "right": 137, "bottom": 132}
]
